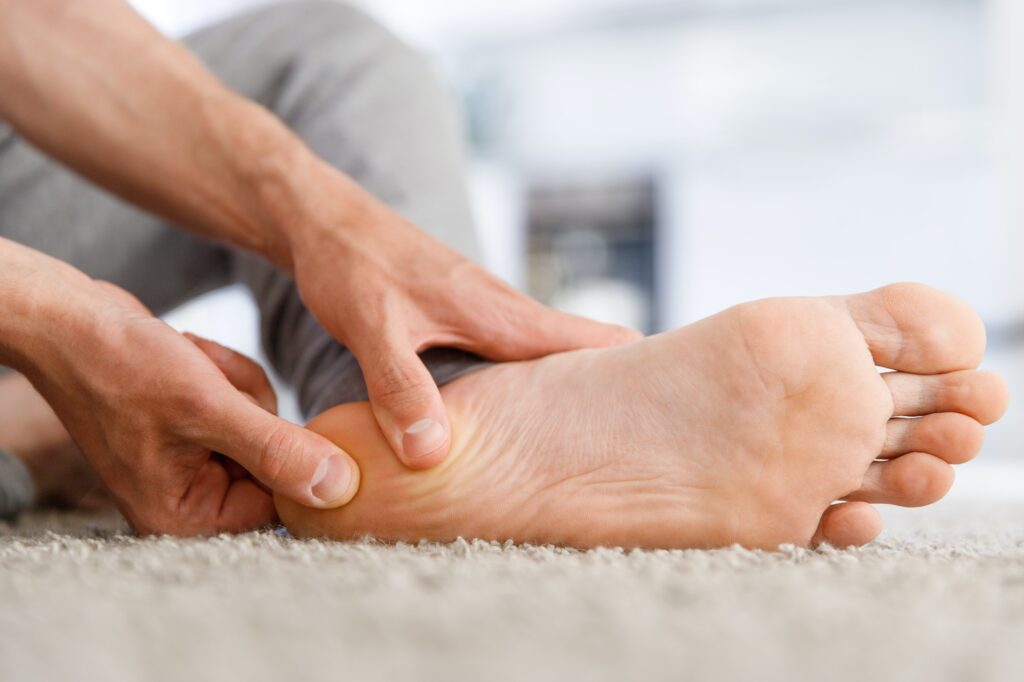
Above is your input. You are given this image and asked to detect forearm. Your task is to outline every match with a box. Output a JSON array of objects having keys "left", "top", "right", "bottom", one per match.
[{"left": 0, "top": 0, "right": 356, "bottom": 269}]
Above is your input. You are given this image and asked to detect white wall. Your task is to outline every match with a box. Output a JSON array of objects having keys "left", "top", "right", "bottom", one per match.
[{"left": 461, "top": 1, "right": 1002, "bottom": 325}]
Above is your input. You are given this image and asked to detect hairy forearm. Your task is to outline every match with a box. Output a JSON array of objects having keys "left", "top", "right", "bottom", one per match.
[{"left": 0, "top": 0, "right": 355, "bottom": 269}]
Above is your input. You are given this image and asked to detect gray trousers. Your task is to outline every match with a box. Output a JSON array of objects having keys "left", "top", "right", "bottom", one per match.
[{"left": 0, "top": 1, "right": 487, "bottom": 515}]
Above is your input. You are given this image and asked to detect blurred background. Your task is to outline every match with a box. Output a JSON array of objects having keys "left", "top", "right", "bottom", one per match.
[{"left": 137, "top": 0, "right": 1023, "bottom": 478}]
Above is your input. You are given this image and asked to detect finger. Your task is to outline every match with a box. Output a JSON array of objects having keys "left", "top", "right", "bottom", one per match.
[
  {"left": 240, "top": 390, "right": 273, "bottom": 413},
  {"left": 184, "top": 333, "right": 278, "bottom": 414},
  {"left": 179, "top": 459, "right": 277, "bottom": 534},
  {"left": 230, "top": 391, "right": 281, "bottom": 486},
  {"left": 359, "top": 340, "right": 451, "bottom": 469},
  {"left": 200, "top": 395, "right": 360, "bottom": 509},
  {"left": 472, "top": 299, "right": 642, "bottom": 361},
  {"left": 217, "top": 478, "right": 279, "bottom": 532}
]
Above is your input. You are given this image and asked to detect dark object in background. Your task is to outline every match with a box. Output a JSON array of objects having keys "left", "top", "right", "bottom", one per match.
[{"left": 526, "top": 177, "right": 659, "bottom": 334}]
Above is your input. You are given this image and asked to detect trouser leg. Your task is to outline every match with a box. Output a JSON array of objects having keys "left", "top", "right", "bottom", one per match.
[
  {"left": 0, "top": 139, "right": 232, "bottom": 314},
  {"left": 182, "top": 1, "right": 490, "bottom": 417}
]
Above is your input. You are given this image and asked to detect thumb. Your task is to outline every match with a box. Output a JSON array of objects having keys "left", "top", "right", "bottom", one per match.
[
  {"left": 202, "top": 396, "right": 360, "bottom": 509},
  {"left": 359, "top": 341, "right": 451, "bottom": 469}
]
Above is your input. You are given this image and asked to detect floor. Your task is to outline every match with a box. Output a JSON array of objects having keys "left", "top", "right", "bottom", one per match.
[{"left": 2, "top": 464, "right": 1023, "bottom": 682}]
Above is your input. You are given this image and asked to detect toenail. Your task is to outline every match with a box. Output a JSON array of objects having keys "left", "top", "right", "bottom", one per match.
[{"left": 403, "top": 418, "right": 447, "bottom": 460}]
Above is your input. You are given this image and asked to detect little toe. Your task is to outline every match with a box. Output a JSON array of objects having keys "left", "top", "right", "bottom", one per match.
[
  {"left": 845, "top": 452, "right": 955, "bottom": 507},
  {"left": 844, "top": 283, "right": 985, "bottom": 374},
  {"left": 811, "top": 502, "right": 883, "bottom": 548},
  {"left": 881, "top": 412, "right": 985, "bottom": 464},
  {"left": 885, "top": 370, "right": 1009, "bottom": 424}
]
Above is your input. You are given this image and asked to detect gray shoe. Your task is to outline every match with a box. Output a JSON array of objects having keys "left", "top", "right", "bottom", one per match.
[{"left": 0, "top": 448, "right": 34, "bottom": 521}]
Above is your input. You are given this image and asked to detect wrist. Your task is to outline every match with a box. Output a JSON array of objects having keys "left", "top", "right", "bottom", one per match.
[
  {"left": 243, "top": 138, "right": 376, "bottom": 273},
  {"left": 198, "top": 97, "right": 302, "bottom": 269},
  {"left": 193, "top": 92, "right": 380, "bottom": 273},
  {"left": 0, "top": 243, "right": 94, "bottom": 372}
]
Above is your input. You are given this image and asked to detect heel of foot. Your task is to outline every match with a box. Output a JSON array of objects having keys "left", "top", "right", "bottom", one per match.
[{"left": 275, "top": 402, "right": 473, "bottom": 541}]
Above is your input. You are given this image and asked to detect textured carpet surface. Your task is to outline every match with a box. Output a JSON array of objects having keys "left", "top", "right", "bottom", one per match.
[{"left": 2, "top": 502, "right": 1024, "bottom": 682}]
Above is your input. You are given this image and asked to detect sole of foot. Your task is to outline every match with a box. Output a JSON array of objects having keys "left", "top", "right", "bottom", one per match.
[{"left": 277, "top": 283, "right": 1009, "bottom": 550}]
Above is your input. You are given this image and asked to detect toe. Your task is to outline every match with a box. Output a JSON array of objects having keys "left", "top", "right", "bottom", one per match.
[
  {"left": 881, "top": 412, "right": 986, "bottom": 464},
  {"left": 812, "top": 502, "right": 883, "bottom": 548},
  {"left": 845, "top": 452, "right": 955, "bottom": 507},
  {"left": 844, "top": 283, "right": 985, "bottom": 373},
  {"left": 885, "top": 370, "right": 1009, "bottom": 424}
]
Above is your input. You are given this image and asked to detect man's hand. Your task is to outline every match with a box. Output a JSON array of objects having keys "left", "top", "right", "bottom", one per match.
[
  {"left": 288, "top": 174, "right": 641, "bottom": 467},
  {"left": 0, "top": 243, "right": 358, "bottom": 534},
  {"left": 0, "top": 0, "right": 640, "bottom": 472}
]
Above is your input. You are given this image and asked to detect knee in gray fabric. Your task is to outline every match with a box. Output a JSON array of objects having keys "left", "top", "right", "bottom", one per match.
[
  {"left": 275, "top": 1, "right": 391, "bottom": 34},
  {"left": 251, "top": 0, "right": 429, "bottom": 70}
]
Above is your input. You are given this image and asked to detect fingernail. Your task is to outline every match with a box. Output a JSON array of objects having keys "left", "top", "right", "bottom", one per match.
[
  {"left": 309, "top": 453, "right": 352, "bottom": 504},
  {"left": 402, "top": 418, "right": 447, "bottom": 460}
]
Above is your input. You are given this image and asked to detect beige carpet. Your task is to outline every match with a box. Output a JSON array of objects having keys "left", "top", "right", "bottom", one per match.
[{"left": 2, "top": 500, "right": 1024, "bottom": 682}]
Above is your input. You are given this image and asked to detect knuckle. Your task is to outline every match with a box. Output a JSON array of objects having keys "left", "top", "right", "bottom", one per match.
[
  {"left": 258, "top": 424, "right": 299, "bottom": 484},
  {"left": 185, "top": 389, "right": 219, "bottom": 416},
  {"left": 369, "top": 363, "right": 429, "bottom": 408},
  {"left": 176, "top": 390, "right": 223, "bottom": 433}
]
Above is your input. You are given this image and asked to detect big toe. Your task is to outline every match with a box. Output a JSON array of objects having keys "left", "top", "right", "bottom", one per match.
[{"left": 844, "top": 282, "right": 986, "bottom": 374}]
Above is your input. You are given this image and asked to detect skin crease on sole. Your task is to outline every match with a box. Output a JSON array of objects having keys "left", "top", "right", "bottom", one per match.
[{"left": 276, "top": 283, "right": 1009, "bottom": 551}]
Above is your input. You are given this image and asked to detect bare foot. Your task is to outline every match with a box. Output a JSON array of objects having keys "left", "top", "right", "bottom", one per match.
[
  {"left": 0, "top": 372, "right": 112, "bottom": 511},
  {"left": 277, "top": 284, "right": 1008, "bottom": 549}
]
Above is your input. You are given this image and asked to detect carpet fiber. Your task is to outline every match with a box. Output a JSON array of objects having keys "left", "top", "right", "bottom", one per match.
[{"left": 3, "top": 501, "right": 1024, "bottom": 682}]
